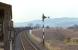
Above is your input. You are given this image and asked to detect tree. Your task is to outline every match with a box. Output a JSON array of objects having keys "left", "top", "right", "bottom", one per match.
[
  {"left": 46, "top": 25, "right": 50, "bottom": 29},
  {"left": 34, "top": 24, "right": 41, "bottom": 29},
  {"left": 27, "top": 23, "right": 33, "bottom": 28},
  {"left": 66, "top": 37, "right": 71, "bottom": 43}
]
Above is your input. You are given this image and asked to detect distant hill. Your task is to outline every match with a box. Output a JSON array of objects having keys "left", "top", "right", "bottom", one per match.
[{"left": 14, "top": 18, "right": 78, "bottom": 27}]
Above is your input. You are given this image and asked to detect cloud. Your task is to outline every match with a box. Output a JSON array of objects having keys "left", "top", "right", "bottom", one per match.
[{"left": 1, "top": 0, "right": 78, "bottom": 22}]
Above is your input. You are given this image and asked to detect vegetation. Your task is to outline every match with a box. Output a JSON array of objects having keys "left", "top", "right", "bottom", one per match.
[{"left": 32, "top": 26, "right": 78, "bottom": 50}]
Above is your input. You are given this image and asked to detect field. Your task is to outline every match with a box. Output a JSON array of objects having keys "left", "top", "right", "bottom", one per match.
[{"left": 31, "top": 28, "right": 78, "bottom": 50}]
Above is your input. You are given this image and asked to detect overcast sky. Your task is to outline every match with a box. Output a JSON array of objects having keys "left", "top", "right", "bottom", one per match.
[{"left": 1, "top": 0, "right": 78, "bottom": 22}]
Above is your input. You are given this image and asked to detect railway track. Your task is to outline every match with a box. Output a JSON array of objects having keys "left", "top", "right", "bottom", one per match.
[{"left": 20, "top": 30, "right": 41, "bottom": 50}]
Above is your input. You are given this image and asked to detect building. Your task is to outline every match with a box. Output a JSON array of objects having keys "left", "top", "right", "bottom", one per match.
[{"left": 0, "top": 2, "right": 12, "bottom": 50}]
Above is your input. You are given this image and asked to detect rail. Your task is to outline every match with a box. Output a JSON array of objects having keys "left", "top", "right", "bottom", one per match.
[{"left": 20, "top": 30, "right": 41, "bottom": 50}]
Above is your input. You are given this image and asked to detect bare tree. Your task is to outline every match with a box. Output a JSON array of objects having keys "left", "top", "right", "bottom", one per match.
[
  {"left": 34, "top": 24, "right": 41, "bottom": 29},
  {"left": 46, "top": 25, "right": 50, "bottom": 29},
  {"left": 27, "top": 23, "right": 33, "bottom": 28}
]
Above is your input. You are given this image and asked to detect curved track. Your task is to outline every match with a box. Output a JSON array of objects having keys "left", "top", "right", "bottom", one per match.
[{"left": 15, "top": 30, "right": 42, "bottom": 50}]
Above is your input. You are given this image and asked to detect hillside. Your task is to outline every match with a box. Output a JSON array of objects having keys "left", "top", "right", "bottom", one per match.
[
  {"left": 32, "top": 28, "right": 78, "bottom": 50},
  {"left": 14, "top": 18, "right": 78, "bottom": 27}
]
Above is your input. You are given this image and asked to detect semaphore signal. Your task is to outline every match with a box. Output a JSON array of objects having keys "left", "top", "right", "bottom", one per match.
[{"left": 42, "top": 14, "right": 49, "bottom": 46}]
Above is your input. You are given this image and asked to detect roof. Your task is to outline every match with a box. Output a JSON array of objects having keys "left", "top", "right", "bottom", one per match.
[
  {"left": 0, "top": 2, "right": 11, "bottom": 7},
  {"left": 0, "top": 2, "right": 12, "bottom": 19},
  {"left": 0, "top": 2, "right": 12, "bottom": 10}
]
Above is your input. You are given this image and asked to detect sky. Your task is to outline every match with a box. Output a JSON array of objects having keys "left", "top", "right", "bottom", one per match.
[{"left": 1, "top": 0, "right": 78, "bottom": 22}]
